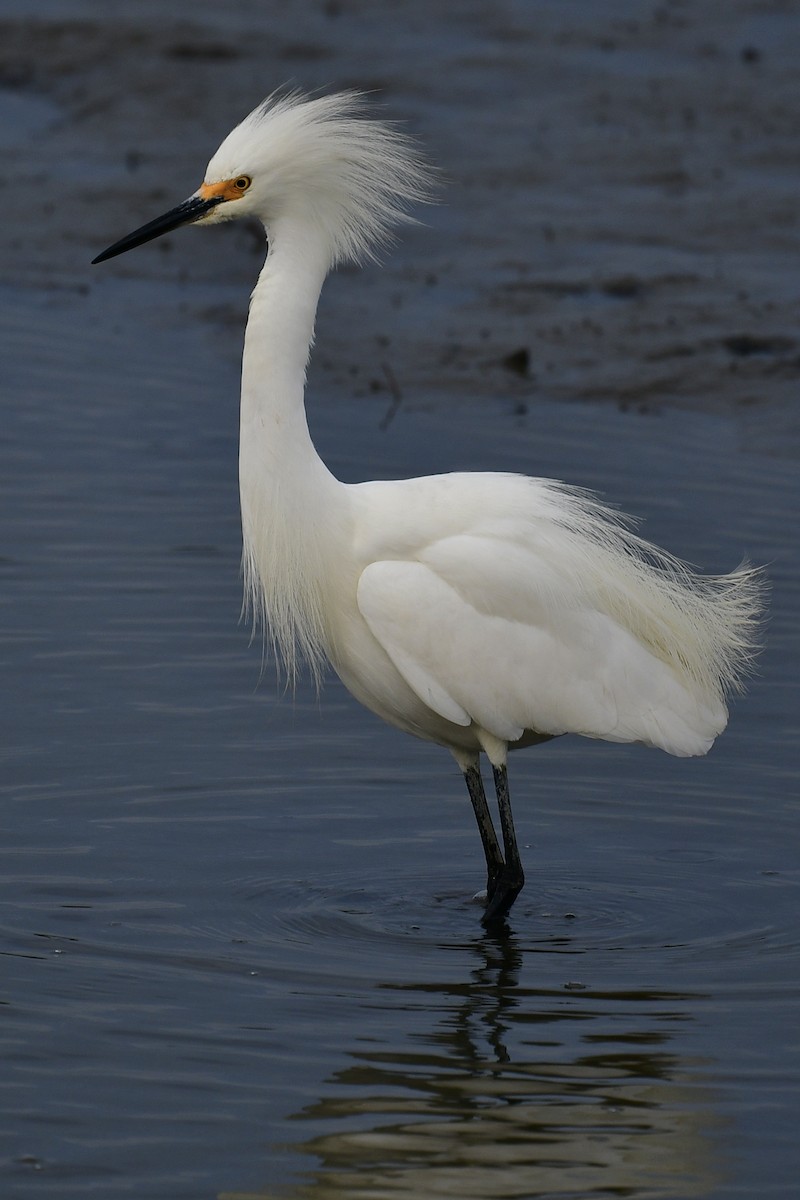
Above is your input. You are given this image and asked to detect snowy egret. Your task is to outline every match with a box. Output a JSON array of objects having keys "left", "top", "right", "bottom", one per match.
[{"left": 93, "top": 91, "right": 763, "bottom": 922}]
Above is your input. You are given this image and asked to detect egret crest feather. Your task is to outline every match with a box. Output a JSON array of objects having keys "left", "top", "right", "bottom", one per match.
[{"left": 206, "top": 90, "right": 434, "bottom": 265}]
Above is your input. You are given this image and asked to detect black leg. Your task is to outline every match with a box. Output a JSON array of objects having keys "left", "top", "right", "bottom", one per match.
[
  {"left": 482, "top": 764, "right": 525, "bottom": 923},
  {"left": 463, "top": 763, "right": 504, "bottom": 897}
]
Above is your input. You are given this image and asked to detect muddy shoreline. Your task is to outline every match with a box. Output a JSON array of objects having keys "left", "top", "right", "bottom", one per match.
[{"left": 3, "top": 0, "right": 799, "bottom": 449}]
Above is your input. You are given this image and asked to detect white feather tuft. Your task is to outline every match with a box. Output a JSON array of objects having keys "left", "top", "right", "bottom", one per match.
[
  {"left": 239, "top": 473, "right": 338, "bottom": 689},
  {"left": 206, "top": 89, "right": 435, "bottom": 266},
  {"left": 524, "top": 479, "right": 766, "bottom": 704}
]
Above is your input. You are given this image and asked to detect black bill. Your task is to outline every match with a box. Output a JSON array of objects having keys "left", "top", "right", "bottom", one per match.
[{"left": 91, "top": 194, "right": 223, "bottom": 264}]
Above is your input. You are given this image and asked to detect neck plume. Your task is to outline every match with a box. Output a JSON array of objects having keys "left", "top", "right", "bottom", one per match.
[{"left": 238, "top": 220, "right": 345, "bottom": 684}]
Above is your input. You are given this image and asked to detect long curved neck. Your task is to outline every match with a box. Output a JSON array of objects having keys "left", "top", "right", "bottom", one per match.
[
  {"left": 238, "top": 217, "right": 345, "bottom": 681},
  {"left": 241, "top": 219, "right": 330, "bottom": 463}
]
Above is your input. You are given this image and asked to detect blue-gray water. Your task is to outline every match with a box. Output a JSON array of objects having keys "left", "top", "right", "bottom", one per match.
[{"left": 2, "top": 3, "right": 799, "bottom": 1197}]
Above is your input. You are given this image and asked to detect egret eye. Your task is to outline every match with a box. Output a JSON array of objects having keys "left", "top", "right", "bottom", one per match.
[{"left": 234, "top": 175, "right": 251, "bottom": 191}]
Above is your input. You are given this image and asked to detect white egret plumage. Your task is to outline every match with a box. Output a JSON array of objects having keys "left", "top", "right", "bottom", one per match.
[{"left": 93, "top": 91, "right": 764, "bottom": 922}]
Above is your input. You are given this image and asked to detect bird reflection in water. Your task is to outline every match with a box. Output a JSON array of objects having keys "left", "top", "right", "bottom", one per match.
[{"left": 220, "top": 930, "right": 721, "bottom": 1199}]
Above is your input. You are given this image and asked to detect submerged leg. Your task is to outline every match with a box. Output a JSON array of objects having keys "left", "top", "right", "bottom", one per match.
[
  {"left": 460, "top": 754, "right": 525, "bottom": 923},
  {"left": 463, "top": 763, "right": 505, "bottom": 898},
  {"left": 482, "top": 764, "right": 525, "bottom": 923}
]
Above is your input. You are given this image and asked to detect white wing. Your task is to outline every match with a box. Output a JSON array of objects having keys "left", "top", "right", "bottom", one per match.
[{"left": 357, "top": 532, "right": 727, "bottom": 757}]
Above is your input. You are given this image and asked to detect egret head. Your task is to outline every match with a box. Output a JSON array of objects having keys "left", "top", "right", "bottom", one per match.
[{"left": 92, "top": 90, "right": 432, "bottom": 267}]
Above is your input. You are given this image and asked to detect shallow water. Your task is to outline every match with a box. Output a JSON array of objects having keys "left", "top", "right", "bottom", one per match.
[
  {"left": 3, "top": 2, "right": 800, "bottom": 1197},
  {"left": 2, "top": 277, "right": 798, "bottom": 1199}
]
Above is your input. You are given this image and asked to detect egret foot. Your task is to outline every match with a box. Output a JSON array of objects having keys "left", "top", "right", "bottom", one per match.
[{"left": 482, "top": 866, "right": 525, "bottom": 924}]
